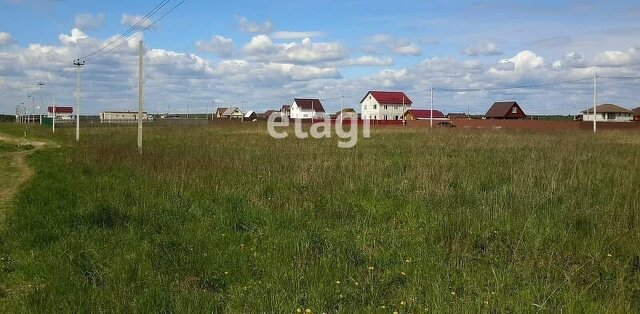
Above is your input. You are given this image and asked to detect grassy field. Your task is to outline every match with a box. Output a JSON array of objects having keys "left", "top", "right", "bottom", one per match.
[{"left": 0, "top": 122, "right": 639, "bottom": 312}]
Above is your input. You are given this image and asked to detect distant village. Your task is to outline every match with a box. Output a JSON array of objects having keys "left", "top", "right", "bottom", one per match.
[{"left": 21, "top": 90, "right": 640, "bottom": 125}]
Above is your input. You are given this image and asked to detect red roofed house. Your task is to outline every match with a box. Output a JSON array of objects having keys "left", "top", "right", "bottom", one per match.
[
  {"left": 290, "top": 98, "right": 326, "bottom": 119},
  {"left": 484, "top": 101, "right": 526, "bottom": 119},
  {"left": 632, "top": 107, "right": 640, "bottom": 122},
  {"left": 403, "top": 109, "right": 447, "bottom": 121},
  {"left": 360, "top": 91, "right": 412, "bottom": 120},
  {"left": 47, "top": 106, "right": 74, "bottom": 120}
]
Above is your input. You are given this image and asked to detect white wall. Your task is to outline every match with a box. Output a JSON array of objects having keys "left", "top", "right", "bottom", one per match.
[
  {"left": 583, "top": 112, "right": 633, "bottom": 122},
  {"left": 290, "top": 101, "right": 323, "bottom": 119},
  {"left": 360, "top": 93, "right": 410, "bottom": 120}
]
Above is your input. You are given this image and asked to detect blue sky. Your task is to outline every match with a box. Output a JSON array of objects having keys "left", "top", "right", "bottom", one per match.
[{"left": 1, "top": 0, "right": 640, "bottom": 115}]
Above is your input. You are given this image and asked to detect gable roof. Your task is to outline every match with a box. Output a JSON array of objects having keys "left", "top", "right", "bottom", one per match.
[
  {"left": 633, "top": 107, "right": 640, "bottom": 115},
  {"left": 582, "top": 104, "right": 632, "bottom": 114},
  {"left": 215, "top": 107, "right": 228, "bottom": 116},
  {"left": 405, "top": 109, "right": 445, "bottom": 119},
  {"left": 280, "top": 105, "right": 291, "bottom": 112},
  {"left": 294, "top": 98, "right": 325, "bottom": 112},
  {"left": 48, "top": 106, "right": 73, "bottom": 114},
  {"left": 361, "top": 91, "right": 413, "bottom": 105},
  {"left": 222, "top": 107, "right": 242, "bottom": 116},
  {"left": 485, "top": 101, "right": 523, "bottom": 117},
  {"left": 244, "top": 111, "right": 257, "bottom": 118},
  {"left": 335, "top": 108, "right": 356, "bottom": 115},
  {"left": 263, "top": 110, "right": 276, "bottom": 117}
]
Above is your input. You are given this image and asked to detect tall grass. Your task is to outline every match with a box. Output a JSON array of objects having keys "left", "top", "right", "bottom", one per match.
[{"left": 1, "top": 122, "right": 639, "bottom": 312}]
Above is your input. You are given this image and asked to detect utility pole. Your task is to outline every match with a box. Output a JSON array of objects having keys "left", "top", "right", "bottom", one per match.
[
  {"left": 37, "top": 81, "right": 44, "bottom": 124},
  {"left": 73, "top": 59, "right": 85, "bottom": 142},
  {"left": 138, "top": 40, "right": 144, "bottom": 155},
  {"left": 26, "top": 95, "right": 31, "bottom": 123},
  {"left": 430, "top": 87, "right": 434, "bottom": 128},
  {"left": 593, "top": 73, "right": 597, "bottom": 133},
  {"left": 52, "top": 97, "right": 56, "bottom": 133}
]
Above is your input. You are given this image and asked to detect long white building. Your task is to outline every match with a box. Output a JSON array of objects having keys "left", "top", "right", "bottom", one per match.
[{"left": 581, "top": 104, "right": 634, "bottom": 122}]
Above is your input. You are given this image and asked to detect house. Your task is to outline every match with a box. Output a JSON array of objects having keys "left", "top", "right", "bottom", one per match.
[
  {"left": 244, "top": 111, "right": 258, "bottom": 121},
  {"left": 290, "top": 98, "right": 326, "bottom": 119},
  {"left": 280, "top": 105, "right": 291, "bottom": 117},
  {"left": 100, "top": 111, "right": 152, "bottom": 123},
  {"left": 447, "top": 112, "right": 469, "bottom": 120},
  {"left": 404, "top": 109, "right": 447, "bottom": 121},
  {"left": 215, "top": 107, "right": 228, "bottom": 118},
  {"left": 632, "top": 107, "right": 640, "bottom": 122},
  {"left": 485, "top": 101, "right": 526, "bottom": 119},
  {"left": 581, "top": 104, "right": 633, "bottom": 122},
  {"left": 335, "top": 108, "right": 358, "bottom": 120},
  {"left": 263, "top": 110, "right": 277, "bottom": 119},
  {"left": 220, "top": 107, "right": 244, "bottom": 119},
  {"left": 47, "top": 106, "right": 74, "bottom": 120},
  {"left": 361, "top": 91, "right": 412, "bottom": 120}
]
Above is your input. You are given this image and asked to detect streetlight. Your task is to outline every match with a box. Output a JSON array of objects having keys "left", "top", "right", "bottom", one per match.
[{"left": 37, "top": 81, "right": 45, "bottom": 124}]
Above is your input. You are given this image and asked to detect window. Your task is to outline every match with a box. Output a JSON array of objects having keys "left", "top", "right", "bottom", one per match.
[
  {"left": 373, "top": 105, "right": 377, "bottom": 109},
  {"left": 384, "top": 105, "right": 388, "bottom": 110},
  {"left": 512, "top": 107, "right": 518, "bottom": 114},
  {"left": 364, "top": 105, "right": 367, "bottom": 110}
]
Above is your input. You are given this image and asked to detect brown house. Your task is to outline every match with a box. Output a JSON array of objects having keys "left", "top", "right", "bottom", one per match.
[
  {"left": 215, "top": 107, "right": 228, "bottom": 119},
  {"left": 485, "top": 101, "right": 526, "bottom": 119},
  {"left": 633, "top": 107, "right": 640, "bottom": 122}
]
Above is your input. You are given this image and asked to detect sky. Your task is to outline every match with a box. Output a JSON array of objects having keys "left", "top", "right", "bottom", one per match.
[{"left": 1, "top": 0, "right": 639, "bottom": 115}]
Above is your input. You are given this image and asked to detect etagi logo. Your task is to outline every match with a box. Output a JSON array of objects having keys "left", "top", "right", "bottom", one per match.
[{"left": 267, "top": 115, "right": 371, "bottom": 148}]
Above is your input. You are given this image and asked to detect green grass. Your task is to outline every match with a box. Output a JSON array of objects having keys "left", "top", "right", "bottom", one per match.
[{"left": 0, "top": 122, "right": 639, "bottom": 312}]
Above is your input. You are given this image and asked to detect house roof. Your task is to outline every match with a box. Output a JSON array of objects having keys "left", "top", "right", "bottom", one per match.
[
  {"left": 215, "top": 107, "right": 228, "bottom": 115},
  {"left": 405, "top": 109, "right": 445, "bottom": 119},
  {"left": 222, "top": 107, "right": 242, "bottom": 115},
  {"left": 281, "top": 105, "right": 291, "bottom": 111},
  {"left": 633, "top": 107, "right": 640, "bottom": 115},
  {"left": 582, "top": 104, "right": 633, "bottom": 114},
  {"left": 263, "top": 110, "right": 276, "bottom": 117},
  {"left": 335, "top": 108, "right": 356, "bottom": 115},
  {"left": 294, "top": 98, "right": 325, "bottom": 112},
  {"left": 244, "top": 111, "right": 257, "bottom": 118},
  {"left": 485, "top": 101, "right": 522, "bottom": 117},
  {"left": 48, "top": 106, "right": 73, "bottom": 113},
  {"left": 361, "top": 91, "right": 413, "bottom": 105}
]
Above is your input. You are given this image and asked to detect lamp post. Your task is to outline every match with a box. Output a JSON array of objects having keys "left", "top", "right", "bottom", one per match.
[{"left": 37, "top": 81, "right": 45, "bottom": 124}]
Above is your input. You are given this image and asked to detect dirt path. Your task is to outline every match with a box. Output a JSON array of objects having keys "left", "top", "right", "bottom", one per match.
[{"left": 0, "top": 133, "right": 50, "bottom": 225}]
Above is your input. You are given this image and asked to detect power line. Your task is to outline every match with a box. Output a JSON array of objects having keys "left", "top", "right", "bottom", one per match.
[
  {"left": 77, "top": 0, "right": 172, "bottom": 61},
  {"left": 434, "top": 77, "right": 593, "bottom": 92},
  {"left": 80, "top": 0, "right": 187, "bottom": 61}
]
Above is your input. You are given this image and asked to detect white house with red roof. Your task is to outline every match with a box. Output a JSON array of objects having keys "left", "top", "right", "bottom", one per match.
[
  {"left": 290, "top": 98, "right": 326, "bottom": 119},
  {"left": 360, "top": 91, "right": 412, "bottom": 120}
]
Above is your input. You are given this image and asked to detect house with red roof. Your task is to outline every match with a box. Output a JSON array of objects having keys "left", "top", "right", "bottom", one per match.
[
  {"left": 47, "top": 106, "right": 74, "bottom": 119},
  {"left": 290, "top": 98, "right": 326, "bottom": 119},
  {"left": 360, "top": 91, "right": 412, "bottom": 120},
  {"left": 403, "top": 109, "right": 447, "bottom": 121}
]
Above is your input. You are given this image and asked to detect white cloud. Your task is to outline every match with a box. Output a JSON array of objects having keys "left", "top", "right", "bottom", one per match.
[
  {"left": 594, "top": 46, "right": 640, "bottom": 67},
  {"left": 195, "top": 35, "right": 234, "bottom": 57},
  {"left": 58, "top": 28, "right": 89, "bottom": 45},
  {"left": 345, "top": 56, "right": 393, "bottom": 66},
  {"left": 552, "top": 52, "right": 587, "bottom": 69},
  {"left": 365, "top": 34, "right": 422, "bottom": 56},
  {"left": 74, "top": 13, "right": 105, "bottom": 31},
  {"left": 462, "top": 42, "right": 502, "bottom": 56},
  {"left": 0, "top": 32, "right": 13, "bottom": 45},
  {"left": 236, "top": 16, "right": 273, "bottom": 33},
  {"left": 121, "top": 14, "right": 155, "bottom": 30},
  {"left": 272, "top": 31, "right": 326, "bottom": 40},
  {"left": 243, "top": 35, "right": 349, "bottom": 65}
]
